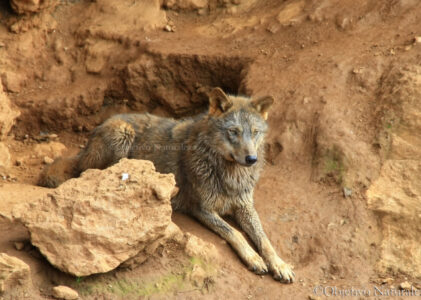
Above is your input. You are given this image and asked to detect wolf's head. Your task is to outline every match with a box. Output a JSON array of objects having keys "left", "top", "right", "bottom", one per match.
[{"left": 206, "top": 87, "right": 274, "bottom": 167}]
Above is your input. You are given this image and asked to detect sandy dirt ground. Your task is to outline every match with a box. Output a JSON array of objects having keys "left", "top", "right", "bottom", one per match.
[{"left": 1, "top": 0, "right": 421, "bottom": 299}]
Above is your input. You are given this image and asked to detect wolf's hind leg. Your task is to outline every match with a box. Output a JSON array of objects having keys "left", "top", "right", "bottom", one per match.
[{"left": 77, "top": 118, "right": 135, "bottom": 173}]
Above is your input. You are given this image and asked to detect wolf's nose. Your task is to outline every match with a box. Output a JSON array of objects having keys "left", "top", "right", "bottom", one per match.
[{"left": 245, "top": 155, "right": 257, "bottom": 165}]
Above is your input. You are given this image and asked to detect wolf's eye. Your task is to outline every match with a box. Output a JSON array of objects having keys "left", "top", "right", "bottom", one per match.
[
  {"left": 228, "top": 128, "right": 239, "bottom": 136},
  {"left": 252, "top": 129, "right": 260, "bottom": 136}
]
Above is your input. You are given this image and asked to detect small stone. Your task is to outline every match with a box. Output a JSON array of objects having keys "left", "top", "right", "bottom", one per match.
[
  {"left": 190, "top": 265, "right": 207, "bottom": 287},
  {"left": 343, "top": 187, "right": 352, "bottom": 198},
  {"left": 308, "top": 295, "right": 321, "bottom": 300},
  {"left": 414, "top": 36, "right": 421, "bottom": 44},
  {"left": 164, "top": 25, "right": 173, "bottom": 32},
  {"left": 14, "top": 242, "right": 25, "bottom": 251},
  {"left": 399, "top": 281, "right": 414, "bottom": 290},
  {"left": 43, "top": 156, "right": 54, "bottom": 165},
  {"left": 197, "top": 8, "right": 207, "bottom": 15},
  {"left": 0, "top": 143, "right": 11, "bottom": 168},
  {"left": 266, "top": 24, "right": 280, "bottom": 34},
  {"left": 381, "top": 277, "right": 394, "bottom": 284},
  {"left": 52, "top": 285, "right": 79, "bottom": 300},
  {"left": 15, "top": 159, "right": 22, "bottom": 166}
]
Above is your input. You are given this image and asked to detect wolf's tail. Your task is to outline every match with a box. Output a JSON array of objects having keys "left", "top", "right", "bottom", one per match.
[
  {"left": 38, "top": 156, "right": 79, "bottom": 188},
  {"left": 38, "top": 119, "right": 136, "bottom": 188}
]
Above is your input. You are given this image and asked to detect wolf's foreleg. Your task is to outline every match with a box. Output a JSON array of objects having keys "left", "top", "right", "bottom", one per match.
[
  {"left": 235, "top": 204, "right": 295, "bottom": 283},
  {"left": 192, "top": 208, "right": 268, "bottom": 274}
]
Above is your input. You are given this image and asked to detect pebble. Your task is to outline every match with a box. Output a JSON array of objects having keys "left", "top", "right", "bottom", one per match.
[
  {"left": 14, "top": 242, "right": 25, "bottom": 251},
  {"left": 52, "top": 286, "right": 79, "bottom": 300},
  {"left": 399, "top": 281, "right": 414, "bottom": 290},
  {"left": 343, "top": 187, "right": 352, "bottom": 198},
  {"left": 164, "top": 25, "right": 173, "bottom": 32},
  {"left": 43, "top": 156, "right": 54, "bottom": 164}
]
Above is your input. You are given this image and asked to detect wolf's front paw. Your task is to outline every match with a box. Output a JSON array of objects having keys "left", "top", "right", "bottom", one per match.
[
  {"left": 244, "top": 252, "right": 268, "bottom": 275},
  {"left": 268, "top": 256, "right": 295, "bottom": 283}
]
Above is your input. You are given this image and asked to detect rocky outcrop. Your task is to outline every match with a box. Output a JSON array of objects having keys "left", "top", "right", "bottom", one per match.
[
  {"left": 367, "top": 65, "right": 421, "bottom": 279},
  {"left": 14, "top": 158, "right": 178, "bottom": 276},
  {"left": 0, "top": 84, "right": 20, "bottom": 141},
  {"left": 0, "top": 253, "right": 31, "bottom": 294},
  {"left": 367, "top": 160, "right": 421, "bottom": 279}
]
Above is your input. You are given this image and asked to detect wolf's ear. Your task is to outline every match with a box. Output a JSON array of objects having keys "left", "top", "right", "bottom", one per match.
[
  {"left": 208, "top": 88, "right": 233, "bottom": 116},
  {"left": 251, "top": 96, "right": 274, "bottom": 120}
]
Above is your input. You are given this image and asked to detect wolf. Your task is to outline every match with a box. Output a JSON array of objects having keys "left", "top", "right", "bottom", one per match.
[{"left": 39, "top": 87, "right": 295, "bottom": 283}]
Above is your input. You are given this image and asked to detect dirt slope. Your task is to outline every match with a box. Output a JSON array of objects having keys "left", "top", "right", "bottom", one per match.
[{"left": 0, "top": 0, "right": 421, "bottom": 299}]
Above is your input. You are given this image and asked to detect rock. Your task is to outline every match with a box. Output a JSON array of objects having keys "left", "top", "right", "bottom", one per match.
[
  {"left": 52, "top": 285, "right": 78, "bottom": 300},
  {"left": 343, "top": 187, "right": 352, "bottom": 198},
  {"left": 164, "top": 24, "right": 173, "bottom": 32},
  {"left": 163, "top": 0, "right": 208, "bottom": 10},
  {"left": 190, "top": 264, "right": 207, "bottom": 287},
  {"left": 0, "top": 143, "right": 11, "bottom": 168},
  {"left": 0, "top": 84, "right": 20, "bottom": 140},
  {"left": 10, "top": 0, "right": 57, "bottom": 14},
  {"left": 13, "top": 158, "right": 177, "bottom": 276},
  {"left": 183, "top": 233, "right": 218, "bottom": 262},
  {"left": 14, "top": 242, "right": 25, "bottom": 251},
  {"left": 43, "top": 156, "right": 54, "bottom": 165},
  {"left": 120, "top": 222, "right": 219, "bottom": 270},
  {"left": 367, "top": 160, "right": 421, "bottom": 279},
  {"left": 369, "top": 65, "right": 421, "bottom": 280},
  {"left": 0, "top": 253, "right": 31, "bottom": 293},
  {"left": 1, "top": 72, "right": 23, "bottom": 93},
  {"left": 399, "top": 281, "right": 414, "bottom": 291},
  {"left": 277, "top": 0, "right": 305, "bottom": 26},
  {"left": 85, "top": 55, "right": 105, "bottom": 74},
  {"left": 33, "top": 142, "right": 67, "bottom": 159}
]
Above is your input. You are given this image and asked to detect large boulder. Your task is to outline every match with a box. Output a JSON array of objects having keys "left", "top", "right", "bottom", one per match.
[
  {"left": 13, "top": 158, "right": 178, "bottom": 276},
  {"left": 0, "top": 253, "right": 31, "bottom": 294},
  {"left": 0, "top": 84, "right": 20, "bottom": 140}
]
